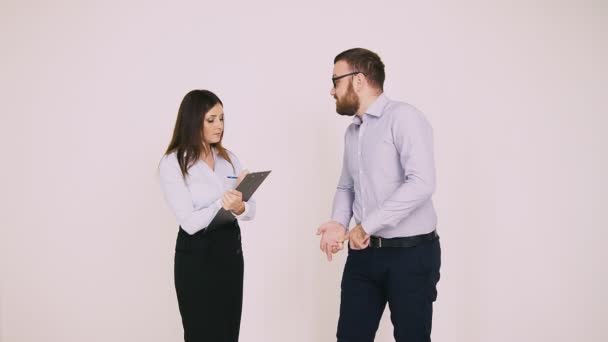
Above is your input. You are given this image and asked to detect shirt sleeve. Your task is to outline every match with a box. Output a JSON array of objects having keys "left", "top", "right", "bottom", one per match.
[
  {"left": 331, "top": 130, "right": 354, "bottom": 229},
  {"left": 158, "top": 156, "right": 222, "bottom": 235},
  {"left": 362, "top": 107, "right": 436, "bottom": 235},
  {"left": 229, "top": 151, "right": 256, "bottom": 221}
]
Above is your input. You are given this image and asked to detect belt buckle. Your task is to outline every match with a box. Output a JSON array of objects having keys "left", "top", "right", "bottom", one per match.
[
  {"left": 370, "top": 236, "right": 383, "bottom": 248},
  {"left": 377, "top": 237, "right": 382, "bottom": 248}
]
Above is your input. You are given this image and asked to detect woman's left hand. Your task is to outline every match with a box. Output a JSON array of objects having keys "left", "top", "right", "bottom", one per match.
[{"left": 222, "top": 190, "right": 245, "bottom": 214}]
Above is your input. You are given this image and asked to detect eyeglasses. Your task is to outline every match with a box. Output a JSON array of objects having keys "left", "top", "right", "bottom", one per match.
[{"left": 332, "top": 71, "right": 365, "bottom": 88}]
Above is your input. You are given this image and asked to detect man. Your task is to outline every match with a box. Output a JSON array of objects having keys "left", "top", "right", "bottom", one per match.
[{"left": 316, "top": 48, "right": 441, "bottom": 342}]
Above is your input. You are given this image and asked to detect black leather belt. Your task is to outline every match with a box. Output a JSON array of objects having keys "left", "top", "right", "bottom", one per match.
[{"left": 369, "top": 230, "right": 438, "bottom": 248}]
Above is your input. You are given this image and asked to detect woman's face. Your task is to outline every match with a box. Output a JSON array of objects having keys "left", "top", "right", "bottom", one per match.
[{"left": 202, "top": 103, "right": 224, "bottom": 145}]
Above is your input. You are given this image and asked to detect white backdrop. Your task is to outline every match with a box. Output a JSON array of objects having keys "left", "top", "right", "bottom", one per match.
[{"left": 1, "top": 1, "right": 607, "bottom": 341}]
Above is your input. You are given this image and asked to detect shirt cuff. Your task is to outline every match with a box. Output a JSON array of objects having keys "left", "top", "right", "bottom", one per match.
[
  {"left": 232, "top": 201, "right": 249, "bottom": 219},
  {"left": 331, "top": 214, "right": 351, "bottom": 230}
]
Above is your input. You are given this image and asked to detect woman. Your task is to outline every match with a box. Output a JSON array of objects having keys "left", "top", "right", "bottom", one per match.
[{"left": 158, "top": 89, "right": 255, "bottom": 342}]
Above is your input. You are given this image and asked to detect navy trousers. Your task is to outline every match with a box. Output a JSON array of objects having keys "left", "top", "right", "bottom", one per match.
[{"left": 337, "top": 238, "right": 441, "bottom": 342}]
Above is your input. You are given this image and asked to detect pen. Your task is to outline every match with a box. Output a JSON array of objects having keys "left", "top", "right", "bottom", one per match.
[{"left": 227, "top": 176, "right": 238, "bottom": 179}]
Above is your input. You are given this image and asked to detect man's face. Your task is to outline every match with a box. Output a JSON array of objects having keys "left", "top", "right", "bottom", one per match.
[{"left": 331, "top": 61, "right": 360, "bottom": 116}]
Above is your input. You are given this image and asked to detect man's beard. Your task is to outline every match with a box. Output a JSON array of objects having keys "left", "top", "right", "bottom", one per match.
[{"left": 335, "top": 82, "right": 360, "bottom": 116}]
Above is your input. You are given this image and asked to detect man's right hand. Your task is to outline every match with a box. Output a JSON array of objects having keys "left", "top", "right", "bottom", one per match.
[{"left": 316, "top": 221, "right": 348, "bottom": 262}]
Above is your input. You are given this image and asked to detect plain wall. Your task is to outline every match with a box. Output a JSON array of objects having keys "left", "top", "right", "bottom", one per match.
[{"left": 1, "top": 0, "right": 606, "bottom": 341}]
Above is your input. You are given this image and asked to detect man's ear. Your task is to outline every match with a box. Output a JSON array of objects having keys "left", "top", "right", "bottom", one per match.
[{"left": 353, "top": 73, "right": 365, "bottom": 92}]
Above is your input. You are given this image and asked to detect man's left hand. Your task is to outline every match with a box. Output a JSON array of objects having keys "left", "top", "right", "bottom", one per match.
[{"left": 349, "top": 224, "right": 370, "bottom": 250}]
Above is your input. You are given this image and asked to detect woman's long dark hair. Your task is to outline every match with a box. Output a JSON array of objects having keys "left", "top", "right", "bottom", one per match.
[{"left": 165, "top": 89, "right": 234, "bottom": 177}]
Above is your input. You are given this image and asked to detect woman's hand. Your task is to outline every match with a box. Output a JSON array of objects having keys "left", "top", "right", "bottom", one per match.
[{"left": 222, "top": 190, "right": 245, "bottom": 215}]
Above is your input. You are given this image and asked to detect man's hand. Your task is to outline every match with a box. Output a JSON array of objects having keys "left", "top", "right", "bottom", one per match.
[
  {"left": 222, "top": 190, "right": 245, "bottom": 214},
  {"left": 316, "top": 221, "right": 348, "bottom": 261},
  {"left": 349, "top": 224, "right": 370, "bottom": 250}
]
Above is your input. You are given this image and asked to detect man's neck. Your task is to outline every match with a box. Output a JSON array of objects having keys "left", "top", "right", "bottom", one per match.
[{"left": 356, "top": 92, "right": 382, "bottom": 117}]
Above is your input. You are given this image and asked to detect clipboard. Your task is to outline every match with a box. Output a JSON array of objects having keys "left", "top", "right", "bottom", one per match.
[{"left": 208, "top": 171, "right": 271, "bottom": 228}]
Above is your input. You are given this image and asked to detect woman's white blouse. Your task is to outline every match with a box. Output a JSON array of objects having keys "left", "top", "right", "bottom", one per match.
[{"left": 159, "top": 149, "right": 255, "bottom": 235}]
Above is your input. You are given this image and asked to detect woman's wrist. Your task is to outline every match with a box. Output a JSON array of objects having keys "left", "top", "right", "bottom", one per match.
[{"left": 231, "top": 202, "right": 246, "bottom": 215}]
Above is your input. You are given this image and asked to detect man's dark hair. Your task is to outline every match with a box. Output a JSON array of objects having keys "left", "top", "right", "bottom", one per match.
[{"left": 334, "top": 48, "right": 385, "bottom": 91}]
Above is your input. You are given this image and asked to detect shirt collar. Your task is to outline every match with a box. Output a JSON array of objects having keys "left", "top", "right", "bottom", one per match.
[{"left": 351, "top": 93, "right": 389, "bottom": 125}]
